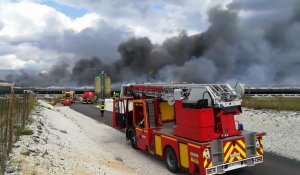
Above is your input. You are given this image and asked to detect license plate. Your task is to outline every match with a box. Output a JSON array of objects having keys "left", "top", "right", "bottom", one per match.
[
  {"left": 229, "top": 162, "right": 241, "bottom": 167},
  {"left": 226, "top": 161, "right": 244, "bottom": 171}
]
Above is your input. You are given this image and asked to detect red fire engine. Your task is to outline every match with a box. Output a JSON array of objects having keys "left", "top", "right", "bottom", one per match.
[
  {"left": 112, "top": 83, "right": 265, "bottom": 175},
  {"left": 81, "top": 91, "right": 95, "bottom": 104}
]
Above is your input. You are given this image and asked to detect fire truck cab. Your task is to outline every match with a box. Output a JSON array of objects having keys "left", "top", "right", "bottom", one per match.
[
  {"left": 61, "top": 91, "right": 75, "bottom": 103},
  {"left": 113, "top": 83, "right": 264, "bottom": 175}
]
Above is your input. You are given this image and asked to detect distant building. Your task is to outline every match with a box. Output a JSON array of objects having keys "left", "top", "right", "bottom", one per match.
[
  {"left": 0, "top": 82, "right": 15, "bottom": 94},
  {"left": 0, "top": 82, "right": 15, "bottom": 87}
]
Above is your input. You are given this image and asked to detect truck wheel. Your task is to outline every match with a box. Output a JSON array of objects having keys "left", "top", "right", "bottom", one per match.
[
  {"left": 130, "top": 132, "right": 137, "bottom": 149},
  {"left": 164, "top": 147, "right": 179, "bottom": 173}
]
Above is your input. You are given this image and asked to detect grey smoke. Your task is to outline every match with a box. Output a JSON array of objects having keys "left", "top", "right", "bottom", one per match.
[
  {"left": 6, "top": 0, "right": 300, "bottom": 87},
  {"left": 71, "top": 57, "right": 110, "bottom": 85},
  {"left": 102, "top": 1, "right": 300, "bottom": 86},
  {"left": 36, "top": 21, "right": 131, "bottom": 62},
  {"left": 6, "top": 62, "right": 71, "bottom": 87}
]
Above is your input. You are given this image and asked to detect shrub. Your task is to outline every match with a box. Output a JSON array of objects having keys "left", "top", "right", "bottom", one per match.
[{"left": 15, "top": 128, "right": 34, "bottom": 137}]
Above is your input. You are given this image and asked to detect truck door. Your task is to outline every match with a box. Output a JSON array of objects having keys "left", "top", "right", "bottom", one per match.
[
  {"left": 112, "top": 98, "right": 133, "bottom": 129},
  {"left": 133, "top": 100, "right": 150, "bottom": 151},
  {"left": 113, "top": 98, "right": 128, "bottom": 129}
]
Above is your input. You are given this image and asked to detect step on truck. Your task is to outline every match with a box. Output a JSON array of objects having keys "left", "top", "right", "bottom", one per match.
[{"left": 112, "top": 83, "right": 265, "bottom": 175}]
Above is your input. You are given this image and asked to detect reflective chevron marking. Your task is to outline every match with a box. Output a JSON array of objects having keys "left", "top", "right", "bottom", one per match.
[
  {"left": 224, "top": 139, "right": 246, "bottom": 163},
  {"left": 256, "top": 137, "right": 264, "bottom": 156}
]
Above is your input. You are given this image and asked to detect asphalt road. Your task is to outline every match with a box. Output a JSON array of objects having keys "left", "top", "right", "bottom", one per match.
[{"left": 70, "top": 103, "right": 300, "bottom": 175}]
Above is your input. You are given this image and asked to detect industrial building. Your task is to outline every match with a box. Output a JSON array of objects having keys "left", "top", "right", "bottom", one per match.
[{"left": 94, "top": 71, "right": 111, "bottom": 99}]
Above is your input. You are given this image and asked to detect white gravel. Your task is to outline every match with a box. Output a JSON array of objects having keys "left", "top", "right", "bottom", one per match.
[
  {"left": 6, "top": 100, "right": 300, "bottom": 175},
  {"left": 236, "top": 108, "right": 300, "bottom": 160},
  {"left": 58, "top": 103, "right": 172, "bottom": 175},
  {"left": 5, "top": 100, "right": 172, "bottom": 175},
  {"left": 5, "top": 101, "right": 138, "bottom": 175}
]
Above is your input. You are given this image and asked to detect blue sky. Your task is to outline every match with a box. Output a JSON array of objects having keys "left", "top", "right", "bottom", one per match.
[{"left": 42, "top": 0, "right": 87, "bottom": 18}]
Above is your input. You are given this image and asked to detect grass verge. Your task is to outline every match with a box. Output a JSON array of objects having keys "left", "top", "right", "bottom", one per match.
[
  {"left": 242, "top": 96, "right": 300, "bottom": 111},
  {"left": 0, "top": 152, "right": 6, "bottom": 174},
  {"left": 15, "top": 128, "right": 34, "bottom": 137}
]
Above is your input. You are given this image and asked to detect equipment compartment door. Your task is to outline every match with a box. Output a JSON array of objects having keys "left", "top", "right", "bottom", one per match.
[{"left": 135, "top": 128, "right": 149, "bottom": 151}]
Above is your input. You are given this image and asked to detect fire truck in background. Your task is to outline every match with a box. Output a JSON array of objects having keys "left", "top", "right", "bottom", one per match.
[
  {"left": 112, "top": 83, "right": 265, "bottom": 175},
  {"left": 81, "top": 91, "right": 96, "bottom": 104},
  {"left": 61, "top": 91, "right": 75, "bottom": 105}
]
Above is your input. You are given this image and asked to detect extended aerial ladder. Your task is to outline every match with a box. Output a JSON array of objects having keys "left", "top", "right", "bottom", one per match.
[
  {"left": 121, "top": 83, "right": 243, "bottom": 107},
  {"left": 113, "top": 83, "right": 264, "bottom": 175}
]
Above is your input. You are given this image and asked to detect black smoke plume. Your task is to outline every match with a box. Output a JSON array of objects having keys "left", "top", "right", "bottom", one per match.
[
  {"left": 106, "top": 2, "right": 300, "bottom": 85},
  {"left": 6, "top": 1, "right": 300, "bottom": 87},
  {"left": 71, "top": 57, "right": 103, "bottom": 85}
]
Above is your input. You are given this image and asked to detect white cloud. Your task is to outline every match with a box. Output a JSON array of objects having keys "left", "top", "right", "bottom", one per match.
[
  {"left": 0, "top": 54, "right": 32, "bottom": 69},
  {"left": 49, "top": 0, "right": 234, "bottom": 43},
  {"left": 0, "top": 1, "right": 104, "bottom": 40},
  {"left": 71, "top": 13, "right": 102, "bottom": 32},
  {"left": 0, "top": 0, "right": 234, "bottom": 72},
  {"left": 0, "top": 1, "right": 65, "bottom": 39},
  {"left": 0, "top": 1, "right": 119, "bottom": 72}
]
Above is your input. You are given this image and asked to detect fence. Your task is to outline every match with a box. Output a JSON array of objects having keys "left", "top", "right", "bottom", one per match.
[{"left": 0, "top": 87, "right": 36, "bottom": 174}]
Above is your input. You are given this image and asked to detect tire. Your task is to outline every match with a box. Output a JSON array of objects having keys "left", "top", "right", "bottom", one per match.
[
  {"left": 164, "top": 147, "right": 179, "bottom": 173},
  {"left": 130, "top": 132, "right": 137, "bottom": 149}
]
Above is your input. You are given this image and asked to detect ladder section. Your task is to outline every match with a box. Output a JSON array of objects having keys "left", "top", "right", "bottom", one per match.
[{"left": 122, "top": 83, "right": 242, "bottom": 108}]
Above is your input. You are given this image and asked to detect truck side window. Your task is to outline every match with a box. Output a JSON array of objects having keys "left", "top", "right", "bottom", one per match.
[
  {"left": 136, "top": 110, "right": 144, "bottom": 128},
  {"left": 134, "top": 104, "right": 144, "bottom": 128}
]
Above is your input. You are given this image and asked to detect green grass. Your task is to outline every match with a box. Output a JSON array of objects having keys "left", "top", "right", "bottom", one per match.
[
  {"left": 15, "top": 128, "right": 34, "bottom": 137},
  {"left": 242, "top": 96, "right": 300, "bottom": 111},
  {"left": 33, "top": 100, "right": 40, "bottom": 108},
  {"left": 0, "top": 153, "right": 6, "bottom": 175}
]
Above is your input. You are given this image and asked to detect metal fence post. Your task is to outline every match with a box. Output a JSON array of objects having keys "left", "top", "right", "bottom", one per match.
[
  {"left": 22, "top": 94, "right": 26, "bottom": 129},
  {"left": 7, "top": 87, "right": 15, "bottom": 154}
]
